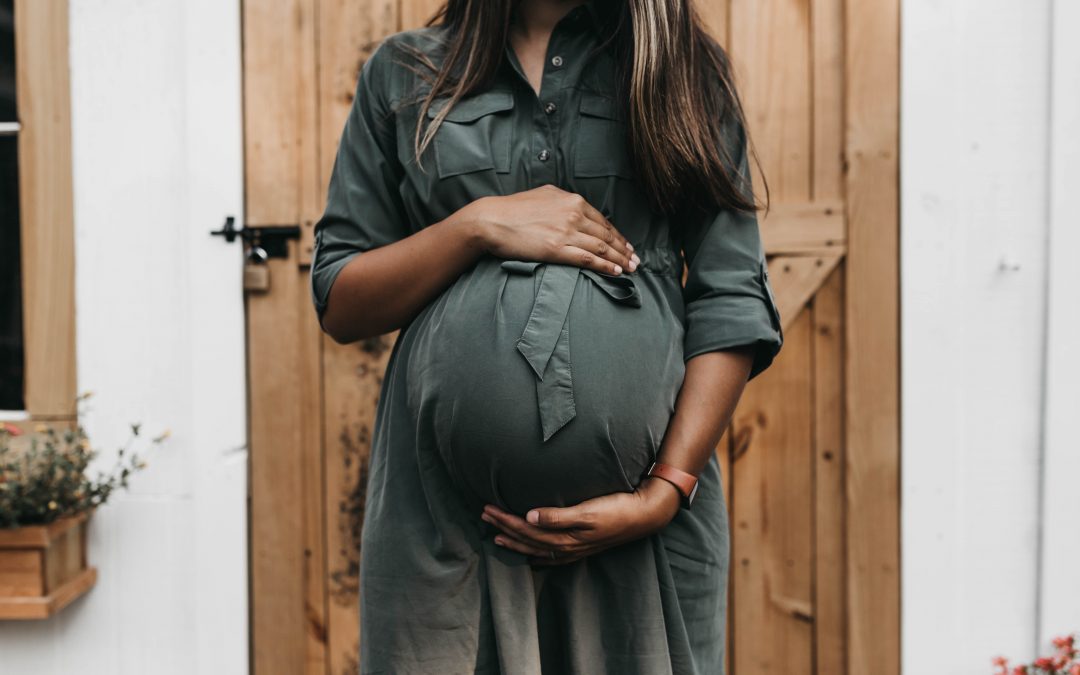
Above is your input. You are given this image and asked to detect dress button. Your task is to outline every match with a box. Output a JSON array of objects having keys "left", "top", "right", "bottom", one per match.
[
  {"left": 544, "top": 101, "right": 557, "bottom": 115},
  {"left": 538, "top": 149, "right": 551, "bottom": 161},
  {"left": 551, "top": 55, "right": 564, "bottom": 67}
]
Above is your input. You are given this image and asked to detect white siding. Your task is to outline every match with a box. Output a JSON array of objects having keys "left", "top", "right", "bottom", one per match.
[
  {"left": 903, "top": 1, "right": 1078, "bottom": 673},
  {"left": 0, "top": 1, "right": 248, "bottom": 673},
  {"left": 1039, "top": 0, "right": 1080, "bottom": 648}
]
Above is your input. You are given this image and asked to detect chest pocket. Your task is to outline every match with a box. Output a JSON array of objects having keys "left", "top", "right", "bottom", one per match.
[
  {"left": 573, "top": 92, "right": 635, "bottom": 180},
  {"left": 427, "top": 89, "right": 515, "bottom": 179}
]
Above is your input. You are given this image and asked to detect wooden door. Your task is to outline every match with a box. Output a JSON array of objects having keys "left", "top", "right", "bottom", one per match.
[{"left": 242, "top": 1, "right": 899, "bottom": 674}]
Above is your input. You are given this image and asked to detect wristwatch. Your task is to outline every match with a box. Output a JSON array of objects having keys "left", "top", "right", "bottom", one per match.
[{"left": 645, "top": 462, "right": 699, "bottom": 509}]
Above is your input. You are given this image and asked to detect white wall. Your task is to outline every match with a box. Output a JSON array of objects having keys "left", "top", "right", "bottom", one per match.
[
  {"left": 1039, "top": 0, "right": 1080, "bottom": 651},
  {"left": 0, "top": 1, "right": 248, "bottom": 673},
  {"left": 902, "top": 1, "right": 1079, "bottom": 673}
]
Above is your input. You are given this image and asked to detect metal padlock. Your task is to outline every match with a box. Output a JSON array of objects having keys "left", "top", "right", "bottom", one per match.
[{"left": 243, "top": 245, "right": 271, "bottom": 292}]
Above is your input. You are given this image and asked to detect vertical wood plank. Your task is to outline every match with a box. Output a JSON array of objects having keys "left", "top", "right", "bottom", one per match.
[
  {"left": 811, "top": 0, "right": 845, "bottom": 201},
  {"left": 399, "top": 0, "right": 444, "bottom": 29},
  {"left": 321, "top": 334, "right": 395, "bottom": 675},
  {"left": 300, "top": 283, "right": 328, "bottom": 675},
  {"left": 813, "top": 265, "right": 847, "bottom": 675},
  {"left": 695, "top": 0, "right": 730, "bottom": 48},
  {"left": 247, "top": 254, "right": 307, "bottom": 675},
  {"left": 244, "top": 0, "right": 326, "bottom": 672},
  {"left": 844, "top": 0, "right": 900, "bottom": 671},
  {"left": 0, "top": 550, "right": 43, "bottom": 596},
  {"left": 316, "top": 2, "right": 399, "bottom": 672},
  {"left": 729, "top": 0, "right": 813, "bottom": 202},
  {"left": 15, "top": 0, "right": 77, "bottom": 418},
  {"left": 243, "top": 0, "right": 320, "bottom": 241},
  {"left": 732, "top": 312, "right": 815, "bottom": 675},
  {"left": 246, "top": 256, "right": 326, "bottom": 675}
]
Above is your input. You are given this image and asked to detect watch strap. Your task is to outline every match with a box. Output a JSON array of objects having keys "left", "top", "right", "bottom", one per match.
[{"left": 646, "top": 462, "right": 699, "bottom": 509}]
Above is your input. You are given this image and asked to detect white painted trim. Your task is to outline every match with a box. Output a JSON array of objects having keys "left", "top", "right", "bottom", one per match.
[
  {"left": 1038, "top": 0, "right": 1080, "bottom": 648},
  {"left": 901, "top": 0, "right": 1053, "bottom": 672}
]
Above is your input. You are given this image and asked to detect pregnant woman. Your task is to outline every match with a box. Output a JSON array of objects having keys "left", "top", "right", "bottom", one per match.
[{"left": 310, "top": 0, "right": 783, "bottom": 672}]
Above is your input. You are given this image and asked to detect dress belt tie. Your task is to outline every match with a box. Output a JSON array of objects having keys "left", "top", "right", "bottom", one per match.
[{"left": 500, "top": 259, "right": 642, "bottom": 442}]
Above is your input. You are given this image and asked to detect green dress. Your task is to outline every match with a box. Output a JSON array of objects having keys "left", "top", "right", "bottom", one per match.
[{"left": 310, "top": 3, "right": 783, "bottom": 673}]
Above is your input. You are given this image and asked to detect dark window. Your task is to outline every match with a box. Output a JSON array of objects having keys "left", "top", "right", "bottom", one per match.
[{"left": 0, "top": 0, "right": 24, "bottom": 411}]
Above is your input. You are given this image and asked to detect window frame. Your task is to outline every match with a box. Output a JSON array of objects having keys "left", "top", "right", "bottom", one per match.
[{"left": 0, "top": 0, "right": 76, "bottom": 425}]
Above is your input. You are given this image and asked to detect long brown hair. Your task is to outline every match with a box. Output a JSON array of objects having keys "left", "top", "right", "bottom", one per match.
[{"left": 395, "top": 0, "right": 767, "bottom": 216}]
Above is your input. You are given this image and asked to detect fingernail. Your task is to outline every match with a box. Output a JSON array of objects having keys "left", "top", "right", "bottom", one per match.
[
  {"left": 527, "top": 510, "right": 539, "bottom": 525},
  {"left": 494, "top": 537, "right": 505, "bottom": 546},
  {"left": 625, "top": 242, "right": 634, "bottom": 252},
  {"left": 481, "top": 513, "right": 493, "bottom": 524},
  {"left": 613, "top": 264, "right": 622, "bottom": 274},
  {"left": 632, "top": 253, "right": 640, "bottom": 265},
  {"left": 628, "top": 259, "right": 638, "bottom": 272}
]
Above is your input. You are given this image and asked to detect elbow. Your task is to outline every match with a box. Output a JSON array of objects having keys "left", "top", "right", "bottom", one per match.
[
  {"left": 320, "top": 312, "right": 363, "bottom": 345},
  {"left": 319, "top": 308, "right": 388, "bottom": 345}
]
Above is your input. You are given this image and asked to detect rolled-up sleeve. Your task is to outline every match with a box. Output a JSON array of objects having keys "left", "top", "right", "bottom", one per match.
[
  {"left": 310, "top": 38, "right": 411, "bottom": 327},
  {"left": 680, "top": 120, "right": 783, "bottom": 381}
]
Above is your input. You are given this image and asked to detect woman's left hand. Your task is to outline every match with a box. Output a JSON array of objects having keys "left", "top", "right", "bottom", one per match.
[{"left": 480, "top": 477, "right": 683, "bottom": 565}]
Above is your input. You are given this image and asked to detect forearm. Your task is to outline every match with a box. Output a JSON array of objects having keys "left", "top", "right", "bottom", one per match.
[
  {"left": 320, "top": 200, "right": 491, "bottom": 343},
  {"left": 485, "top": 345, "right": 759, "bottom": 559},
  {"left": 643, "top": 346, "right": 755, "bottom": 505}
]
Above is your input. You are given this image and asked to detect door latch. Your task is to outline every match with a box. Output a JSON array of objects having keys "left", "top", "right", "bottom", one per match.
[
  {"left": 212, "top": 216, "right": 302, "bottom": 292},
  {"left": 210, "top": 216, "right": 301, "bottom": 259}
]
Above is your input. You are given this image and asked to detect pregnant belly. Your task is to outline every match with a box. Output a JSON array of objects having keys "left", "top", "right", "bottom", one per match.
[{"left": 404, "top": 254, "right": 687, "bottom": 515}]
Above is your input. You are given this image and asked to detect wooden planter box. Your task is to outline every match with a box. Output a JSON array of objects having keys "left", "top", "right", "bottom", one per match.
[{"left": 0, "top": 511, "right": 97, "bottom": 619}]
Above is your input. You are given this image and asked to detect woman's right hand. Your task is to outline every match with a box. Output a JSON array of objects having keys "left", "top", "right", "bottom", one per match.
[{"left": 468, "top": 184, "right": 639, "bottom": 275}]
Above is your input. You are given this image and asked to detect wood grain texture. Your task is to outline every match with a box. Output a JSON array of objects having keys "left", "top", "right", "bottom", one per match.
[
  {"left": 812, "top": 0, "right": 846, "bottom": 201},
  {"left": 0, "top": 550, "right": 42, "bottom": 597},
  {"left": 844, "top": 0, "right": 901, "bottom": 672},
  {"left": 299, "top": 265, "right": 328, "bottom": 675},
  {"left": 768, "top": 254, "right": 844, "bottom": 333},
  {"left": 243, "top": 0, "right": 320, "bottom": 243},
  {"left": 812, "top": 266, "right": 847, "bottom": 675},
  {"left": 732, "top": 310, "right": 815, "bottom": 675},
  {"left": 695, "top": 0, "right": 730, "bottom": 47},
  {"left": 0, "top": 567, "right": 96, "bottom": 620},
  {"left": 15, "top": 0, "right": 77, "bottom": 419},
  {"left": 247, "top": 252, "right": 310, "bottom": 675},
  {"left": 761, "top": 201, "right": 846, "bottom": 255},
  {"left": 0, "top": 513, "right": 94, "bottom": 617},
  {"left": 399, "top": 0, "right": 444, "bottom": 29},
  {"left": 729, "top": 0, "right": 813, "bottom": 203},
  {"left": 321, "top": 334, "right": 396, "bottom": 675},
  {"left": 245, "top": 0, "right": 330, "bottom": 672}
]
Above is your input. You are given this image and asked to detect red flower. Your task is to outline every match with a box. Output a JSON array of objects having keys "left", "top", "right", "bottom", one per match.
[{"left": 0, "top": 422, "right": 23, "bottom": 436}]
